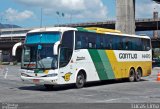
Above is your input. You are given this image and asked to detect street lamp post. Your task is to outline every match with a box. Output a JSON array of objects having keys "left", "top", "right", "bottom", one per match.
[{"left": 56, "top": 11, "right": 65, "bottom": 25}]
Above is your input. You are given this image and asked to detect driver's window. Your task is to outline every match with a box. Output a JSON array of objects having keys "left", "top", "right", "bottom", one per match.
[{"left": 59, "top": 31, "right": 74, "bottom": 67}]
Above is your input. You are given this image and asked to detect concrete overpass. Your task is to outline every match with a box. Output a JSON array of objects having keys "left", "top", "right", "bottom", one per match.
[
  {"left": 116, "top": 0, "right": 159, "bottom": 34},
  {"left": 57, "top": 18, "right": 160, "bottom": 31}
]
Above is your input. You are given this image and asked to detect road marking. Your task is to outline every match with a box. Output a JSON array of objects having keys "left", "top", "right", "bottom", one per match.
[
  {"left": 4, "top": 68, "right": 8, "bottom": 79},
  {"left": 84, "top": 94, "right": 94, "bottom": 97},
  {"left": 97, "top": 98, "right": 129, "bottom": 102},
  {"left": 0, "top": 67, "right": 8, "bottom": 79}
]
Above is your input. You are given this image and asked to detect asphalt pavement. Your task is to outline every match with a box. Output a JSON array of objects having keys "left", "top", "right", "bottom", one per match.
[{"left": 0, "top": 65, "right": 160, "bottom": 108}]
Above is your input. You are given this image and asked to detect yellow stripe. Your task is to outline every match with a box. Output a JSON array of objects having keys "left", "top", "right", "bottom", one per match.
[
  {"left": 85, "top": 27, "right": 122, "bottom": 33},
  {"left": 106, "top": 50, "right": 152, "bottom": 79}
]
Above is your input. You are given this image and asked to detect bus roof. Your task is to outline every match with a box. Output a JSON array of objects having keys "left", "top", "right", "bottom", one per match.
[
  {"left": 77, "top": 27, "right": 151, "bottom": 39},
  {"left": 28, "top": 27, "right": 150, "bottom": 39},
  {"left": 28, "top": 27, "right": 76, "bottom": 33}
]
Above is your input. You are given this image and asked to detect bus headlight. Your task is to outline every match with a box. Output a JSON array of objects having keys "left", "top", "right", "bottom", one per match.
[
  {"left": 21, "top": 73, "right": 31, "bottom": 77},
  {"left": 47, "top": 73, "right": 58, "bottom": 77}
]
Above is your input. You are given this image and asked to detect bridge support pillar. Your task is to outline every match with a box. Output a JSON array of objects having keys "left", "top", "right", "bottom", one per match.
[
  {"left": 153, "top": 11, "right": 159, "bottom": 39},
  {"left": 116, "top": 0, "right": 135, "bottom": 34}
]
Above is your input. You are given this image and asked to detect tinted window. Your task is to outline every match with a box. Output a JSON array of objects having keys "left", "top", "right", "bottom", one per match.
[
  {"left": 59, "top": 31, "right": 74, "bottom": 67},
  {"left": 141, "top": 39, "right": 151, "bottom": 51},
  {"left": 26, "top": 32, "right": 61, "bottom": 44},
  {"left": 76, "top": 32, "right": 88, "bottom": 49},
  {"left": 97, "top": 35, "right": 104, "bottom": 49},
  {"left": 75, "top": 31, "right": 151, "bottom": 51}
]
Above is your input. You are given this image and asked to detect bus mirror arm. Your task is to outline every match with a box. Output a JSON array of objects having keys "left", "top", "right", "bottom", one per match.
[
  {"left": 53, "top": 41, "right": 60, "bottom": 55},
  {"left": 12, "top": 42, "right": 22, "bottom": 56}
]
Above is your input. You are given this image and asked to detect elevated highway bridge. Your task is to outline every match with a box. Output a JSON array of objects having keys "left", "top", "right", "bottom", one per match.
[{"left": 57, "top": 18, "right": 160, "bottom": 31}]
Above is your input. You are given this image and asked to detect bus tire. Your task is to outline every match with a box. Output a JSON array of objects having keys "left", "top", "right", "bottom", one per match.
[
  {"left": 135, "top": 68, "right": 142, "bottom": 82},
  {"left": 75, "top": 72, "right": 85, "bottom": 88},
  {"left": 128, "top": 68, "right": 135, "bottom": 82},
  {"left": 44, "top": 84, "right": 54, "bottom": 90}
]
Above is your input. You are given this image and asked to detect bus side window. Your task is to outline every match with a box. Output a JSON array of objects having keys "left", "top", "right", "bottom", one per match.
[
  {"left": 146, "top": 39, "right": 151, "bottom": 51},
  {"left": 88, "top": 43, "right": 93, "bottom": 48},
  {"left": 118, "top": 37, "right": 124, "bottom": 50},
  {"left": 87, "top": 33, "right": 96, "bottom": 49},
  {"left": 103, "top": 36, "right": 108, "bottom": 49},
  {"left": 112, "top": 36, "right": 119, "bottom": 50},
  {"left": 131, "top": 38, "right": 136, "bottom": 50},
  {"left": 77, "top": 41, "right": 82, "bottom": 49},
  {"left": 141, "top": 39, "right": 147, "bottom": 51},
  {"left": 76, "top": 32, "right": 84, "bottom": 49},
  {"left": 136, "top": 38, "right": 142, "bottom": 51},
  {"left": 96, "top": 35, "right": 103, "bottom": 49},
  {"left": 107, "top": 37, "right": 113, "bottom": 50},
  {"left": 142, "top": 39, "right": 151, "bottom": 51},
  {"left": 125, "top": 37, "right": 130, "bottom": 50}
]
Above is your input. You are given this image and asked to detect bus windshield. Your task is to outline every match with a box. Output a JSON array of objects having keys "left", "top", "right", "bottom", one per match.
[
  {"left": 22, "top": 32, "right": 61, "bottom": 69},
  {"left": 26, "top": 32, "right": 60, "bottom": 44}
]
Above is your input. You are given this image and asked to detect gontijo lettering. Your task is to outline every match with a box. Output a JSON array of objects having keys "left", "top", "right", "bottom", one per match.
[{"left": 119, "top": 53, "right": 137, "bottom": 59}]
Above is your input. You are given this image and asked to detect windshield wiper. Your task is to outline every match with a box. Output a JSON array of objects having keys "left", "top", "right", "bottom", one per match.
[{"left": 37, "top": 50, "right": 46, "bottom": 69}]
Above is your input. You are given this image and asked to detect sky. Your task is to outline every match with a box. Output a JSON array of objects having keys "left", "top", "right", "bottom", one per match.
[{"left": 0, "top": 0, "right": 160, "bottom": 28}]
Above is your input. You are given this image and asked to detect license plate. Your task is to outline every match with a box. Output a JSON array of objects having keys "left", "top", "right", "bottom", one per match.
[{"left": 33, "top": 79, "right": 40, "bottom": 84}]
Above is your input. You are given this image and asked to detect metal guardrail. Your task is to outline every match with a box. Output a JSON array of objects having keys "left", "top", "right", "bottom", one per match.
[{"left": 136, "top": 18, "right": 160, "bottom": 22}]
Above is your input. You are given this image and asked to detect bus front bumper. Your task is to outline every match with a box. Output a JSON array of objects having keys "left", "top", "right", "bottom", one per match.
[{"left": 21, "top": 76, "right": 58, "bottom": 85}]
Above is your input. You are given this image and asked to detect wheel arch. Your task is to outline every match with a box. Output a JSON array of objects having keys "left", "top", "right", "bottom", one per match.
[
  {"left": 75, "top": 68, "right": 87, "bottom": 81},
  {"left": 129, "top": 67, "right": 135, "bottom": 73}
]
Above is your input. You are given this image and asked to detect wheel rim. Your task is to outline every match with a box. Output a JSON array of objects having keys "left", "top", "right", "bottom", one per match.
[
  {"left": 77, "top": 74, "right": 84, "bottom": 87},
  {"left": 130, "top": 70, "right": 135, "bottom": 81},
  {"left": 136, "top": 70, "right": 141, "bottom": 81}
]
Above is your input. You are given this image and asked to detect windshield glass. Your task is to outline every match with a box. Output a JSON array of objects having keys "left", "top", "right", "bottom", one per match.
[
  {"left": 22, "top": 44, "right": 58, "bottom": 69},
  {"left": 22, "top": 45, "right": 37, "bottom": 69},
  {"left": 22, "top": 32, "right": 61, "bottom": 69},
  {"left": 37, "top": 44, "right": 58, "bottom": 69},
  {"left": 26, "top": 32, "right": 60, "bottom": 44}
]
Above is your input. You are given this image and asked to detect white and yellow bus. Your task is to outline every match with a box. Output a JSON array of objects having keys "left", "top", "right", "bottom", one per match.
[{"left": 13, "top": 27, "right": 152, "bottom": 89}]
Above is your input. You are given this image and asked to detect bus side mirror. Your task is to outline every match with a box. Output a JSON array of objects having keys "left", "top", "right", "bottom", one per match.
[
  {"left": 12, "top": 42, "right": 22, "bottom": 56},
  {"left": 146, "top": 47, "right": 150, "bottom": 51},
  {"left": 53, "top": 41, "right": 60, "bottom": 55}
]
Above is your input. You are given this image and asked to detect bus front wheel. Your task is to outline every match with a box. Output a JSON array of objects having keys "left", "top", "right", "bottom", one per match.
[
  {"left": 128, "top": 69, "right": 135, "bottom": 82},
  {"left": 75, "top": 72, "right": 85, "bottom": 88}
]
